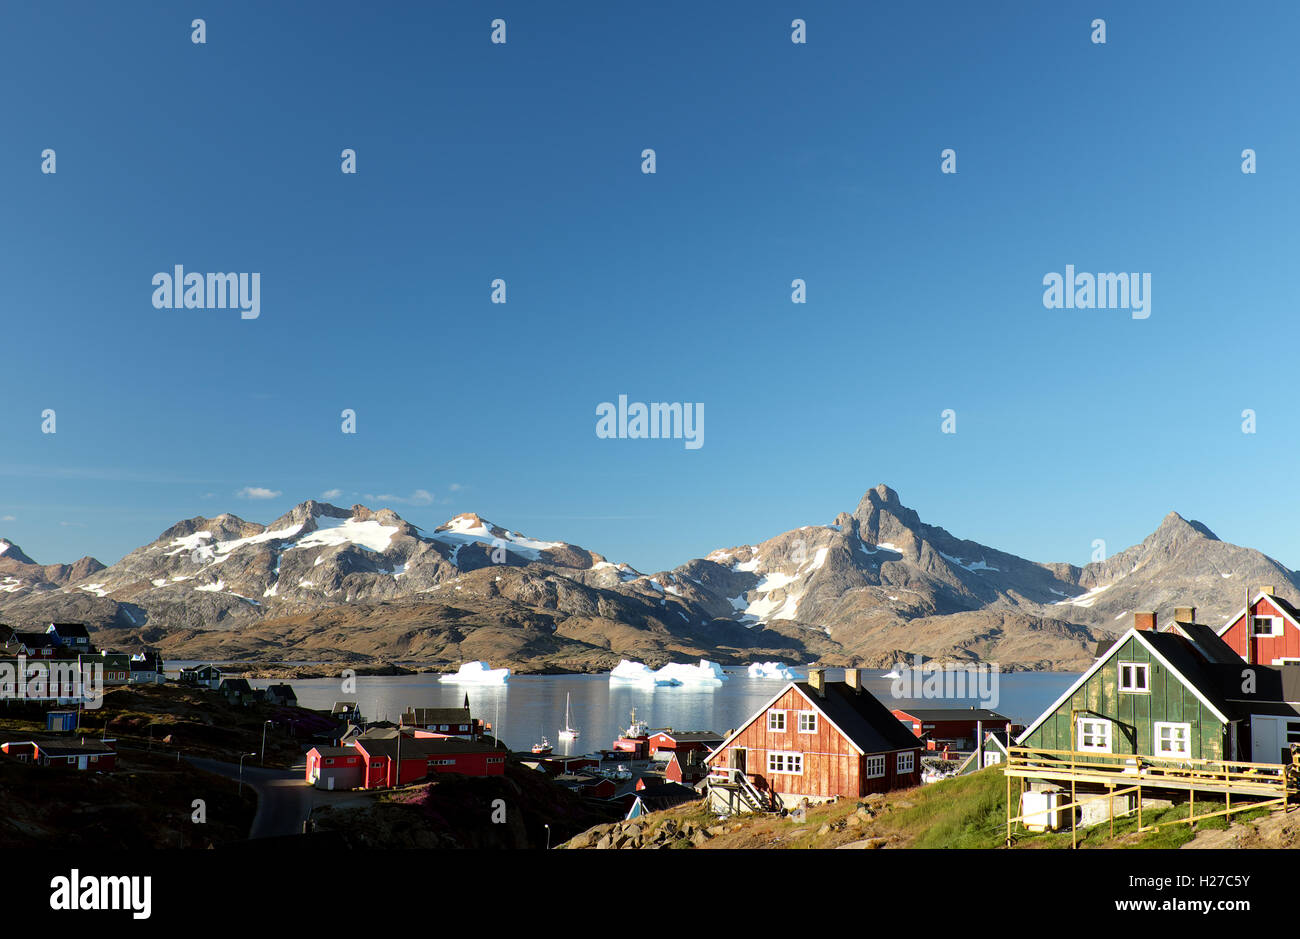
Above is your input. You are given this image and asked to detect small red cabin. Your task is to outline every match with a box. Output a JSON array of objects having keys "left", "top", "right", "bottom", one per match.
[{"left": 890, "top": 707, "right": 1012, "bottom": 751}]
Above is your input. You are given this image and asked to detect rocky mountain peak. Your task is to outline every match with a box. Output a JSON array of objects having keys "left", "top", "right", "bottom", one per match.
[
  {"left": 0, "top": 540, "right": 37, "bottom": 566},
  {"left": 1153, "top": 511, "right": 1219, "bottom": 543},
  {"left": 853, "top": 484, "right": 924, "bottom": 542}
]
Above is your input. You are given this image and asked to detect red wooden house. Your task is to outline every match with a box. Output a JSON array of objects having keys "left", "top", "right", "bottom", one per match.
[
  {"left": 1, "top": 738, "right": 117, "bottom": 771},
  {"left": 704, "top": 669, "right": 922, "bottom": 813},
  {"left": 1216, "top": 589, "right": 1300, "bottom": 666},
  {"left": 352, "top": 735, "right": 507, "bottom": 789},
  {"left": 889, "top": 707, "right": 1013, "bottom": 751},
  {"left": 646, "top": 729, "right": 723, "bottom": 758}
]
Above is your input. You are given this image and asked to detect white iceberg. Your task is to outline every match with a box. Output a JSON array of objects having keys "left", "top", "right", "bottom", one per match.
[
  {"left": 746, "top": 662, "right": 798, "bottom": 679},
  {"left": 653, "top": 659, "right": 728, "bottom": 684},
  {"left": 609, "top": 660, "right": 682, "bottom": 686},
  {"left": 439, "top": 661, "right": 510, "bottom": 684}
]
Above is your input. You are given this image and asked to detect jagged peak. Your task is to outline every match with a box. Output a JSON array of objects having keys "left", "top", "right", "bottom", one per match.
[
  {"left": 0, "top": 539, "right": 37, "bottom": 565},
  {"left": 1154, "top": 511, "right": 1219, "bottom": 542}
]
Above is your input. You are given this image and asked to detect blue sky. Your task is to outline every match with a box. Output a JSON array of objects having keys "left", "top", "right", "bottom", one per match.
[{"left": 2, "top": 2, "right": 1298, "bottom": 575}]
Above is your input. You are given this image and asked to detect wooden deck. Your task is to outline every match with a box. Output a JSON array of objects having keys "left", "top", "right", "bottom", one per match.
[{"left": 1005, "top": 745, "right": 1293, "bottom": 799}]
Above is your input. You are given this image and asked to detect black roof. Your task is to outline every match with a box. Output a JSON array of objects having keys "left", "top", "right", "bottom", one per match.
[
  {"left": 892, "top": 708, "right": 1010, "bottom": 723},
  {"left": 650, "top": 729, "right": 722, "bottom": 741},
  {"left": 794, "top": 681, "right": 924, "bottom": 753},
  {"left": 219, "top": 678, "right": 254, "bottom": 693},
  {"left": 354, "top": 736, "right": 501, "bottom": 759},
  {"left": 48, "top": 623, "right": 90, "bottom": 639},
  {"left": 403, "top": 707, "right": 471, "bottom": 726},
  {"left": 1165, "top": 622, "right": 1243, "bottom": 666},
  {"left": 634, "top": 782, "right": 701, "bottom": 812}
]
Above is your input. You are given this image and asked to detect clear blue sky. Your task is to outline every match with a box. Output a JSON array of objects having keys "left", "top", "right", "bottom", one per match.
[{"left": 2, "top": 2, "right": 1298, "bottom": 575}]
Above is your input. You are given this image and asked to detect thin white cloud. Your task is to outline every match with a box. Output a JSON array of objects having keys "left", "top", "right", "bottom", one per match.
[
  {"left": 365, "top": 489, "right": 434, "bottom": 506},
  {"left": 321, "top": 489, "right": 343, "bottom": 500},
  {"left": 236, "top": 487, "right": 282, "bottom": 500},
  {"left": 0, "top": 515, "right": 14, "bottom": 522}
]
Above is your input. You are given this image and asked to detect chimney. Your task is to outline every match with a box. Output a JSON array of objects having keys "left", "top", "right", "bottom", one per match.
[
  {"left": 1134, "top": 611, "right": 1157, "bottom": 632},
  {"left": 1174, "top": 606, "right": 1197, "bottom": 625},
  {"left": 808, "top": 668, "right": 826, "bottom": 698},
  {"left": 1262, "top": 585, "right": 1276, "bottom": 597},
  {"left": 844, "top": 668, "right": 862, "bottom": 693}
]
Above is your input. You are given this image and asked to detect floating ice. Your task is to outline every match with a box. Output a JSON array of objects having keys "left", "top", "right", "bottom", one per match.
[
  {"left": 439, "top": 661, "right": 510, "bottom": 684},
  {"left": 609, "top": 660, "right": 683, "bottom": 686},
  {"left": 746, "top": 662, "right": 797, "bottom": 679}
]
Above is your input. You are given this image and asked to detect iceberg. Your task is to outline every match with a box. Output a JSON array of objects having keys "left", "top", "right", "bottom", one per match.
[
  {"left": 746, "top": 662, "right": 797, "bottom": 679},
  {"left": 439, "top": 661, "right": 510, "bottom": 684},
  {"left": 653, "top": 659, "right": 728, "bottom": 684},
  {"left": 609, "top": 660, "right": 682, "bottom": 686}
]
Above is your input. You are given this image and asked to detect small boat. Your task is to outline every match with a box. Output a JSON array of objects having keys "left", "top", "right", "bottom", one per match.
[
  {"left": 531, "top": 736, "right": 553, "bottom": 755},
  {"left": 623, "top": 707, "right": 648, "bottom": 739},
  {"left": 558, "top": 693, "right": 580, "bottom": 742}
]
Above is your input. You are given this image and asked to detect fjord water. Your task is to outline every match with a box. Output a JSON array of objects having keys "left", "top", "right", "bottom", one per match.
[{"left": 229, "top": 668, "right": 1078, "bottom": 753}]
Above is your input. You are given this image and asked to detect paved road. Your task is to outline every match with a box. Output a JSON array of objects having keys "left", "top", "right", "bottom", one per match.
[{"left": 186, "top": 757, "right": 314, "bottom": 839}]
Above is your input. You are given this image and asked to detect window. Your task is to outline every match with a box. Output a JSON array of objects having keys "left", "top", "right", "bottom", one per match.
[
  {"left": 324, "top": 758, "right": 334, "bottom": 766},
  {"left": 897, "top": 752, "right": 915, "bottom": 774},
  {"left": 1154, "top": 722, "right": 1191, "bottom": 757},
  {"left": 439, "top": 724, "right": 449, "bottom": 731},
  {"left": 1119, "top": 662, "right": 1149, "bottom": 693},
  {"left": 1252, "top": 616, "right": 1282, "bottom": 637},
  {"left": 797, "top": 711, "right": 818, "bottom": 733},
  {"left": 1286, "top": 722, "right": 1300, "bottom": 746},
  {"left": 865, "top": 755, "right": 885, "bottom": 778},
  {"left": 983, "top": 751, "right": 1002, "bottom": 767},
  {"left": 487, "top": 757, "right": 504, "bottom": 764},
  {"left": 1077, "top": 719, "right": 1112, "bottom": 752},
  {"left": 767, "top": 710, "right": 786, "bottom": 732},
  {"left": 767, "top": 751, "right": 803, "bottom": 774}
]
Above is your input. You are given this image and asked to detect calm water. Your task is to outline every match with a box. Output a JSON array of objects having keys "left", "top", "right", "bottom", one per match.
[{"left": 185, "top": 666, "right": 1079, "bottom": 754}]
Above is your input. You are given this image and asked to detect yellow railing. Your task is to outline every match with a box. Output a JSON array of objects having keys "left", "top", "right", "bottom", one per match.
[{"left": 1005, "top": 745, "right": 1293, "bottom": 794}]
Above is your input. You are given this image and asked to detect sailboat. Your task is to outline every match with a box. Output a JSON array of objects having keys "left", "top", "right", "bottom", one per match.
[{"left": 558, "top": 693, "right": 580, "bottom": 742}]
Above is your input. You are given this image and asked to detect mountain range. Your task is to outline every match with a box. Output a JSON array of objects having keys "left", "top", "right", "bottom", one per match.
[{"left": 1, "top": 484, "right": 1293, "bottom": 673}]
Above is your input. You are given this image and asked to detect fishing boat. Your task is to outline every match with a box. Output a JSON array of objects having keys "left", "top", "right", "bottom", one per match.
[
  {"left": 558, "top": 693, "right": 580, "bottom": 742},
  {"left": 531, "top": 736, "right": 553, "bottom": 755}
]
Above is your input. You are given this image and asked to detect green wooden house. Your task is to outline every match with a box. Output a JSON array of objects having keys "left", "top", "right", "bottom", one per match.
[{"left": 1018, "top": 615, "right": 1300, "bottom": 765}]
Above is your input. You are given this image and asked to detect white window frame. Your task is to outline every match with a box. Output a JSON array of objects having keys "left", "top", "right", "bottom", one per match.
[
  {"left": 983, "top": 750, "right": 1002, "bottom": 767},
  {"left": 865, "top": 754, "right": 885, "bottom": 778},
  {"left": 1077, "top": 718, "right": 1113, "bottom": 753},
  {"left": 797, "top": 710, "right": 818, "bottom": 734},
  {"left": 766, "top": 751, "right": 803, "bottom": 775},
  {"left": 766, "top": 709, "right": 786, "bottom": 732},
  {"left": 1153, "top": 721, "right": 1191, "bottom": 757},
  {"left": 1118, "top": 662, "right": 1150, "bottom": 693},
  {"left": 1272, "top": 658, "right": 1300, "bottom": 666},
  {"left": 1251, "top": 616, "right": 1282, "bottom": 637},
  {"left": 897, "top": 751, "right": 915, "bottom": 774}
]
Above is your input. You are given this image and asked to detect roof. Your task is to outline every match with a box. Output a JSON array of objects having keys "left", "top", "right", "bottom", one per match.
[
  {"left": 309, "top": 746, "right": 356, "bottom": 758},
  {"left": 649, "top": 729, "right": 723, "bottom": 742},
  {"left": 403, "top": 707, "right": 471, "bottom": 725},
  {"left": 1163, "top": 622, "right": 1243, "bottom": 665},
  {"left": 630, "top": 781, "right": 700, "bottom": 812},
  {"left": 219, "top": 678, "right": 254, "bottom": 693},
  {"left": 48, "top": 623, "right": 91, "bottom": 639},
  {"left": 891, "top": 708, "right": 1010, "bottom": 723},
  {"left": 32, "top": 739, "right": 116, "bottom": 756},
  {"left": 352, "top": 736, "right": 503, "bottom": 760},
  {"left": 13, "top": 632, "right": 57, "bottom": 648}
]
